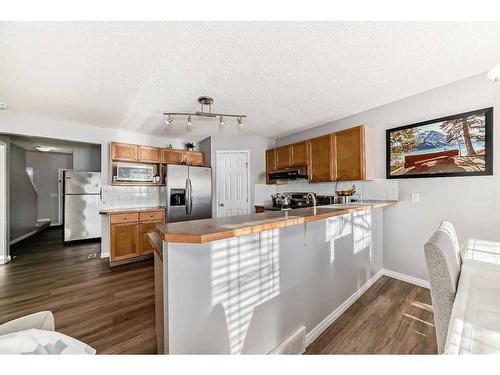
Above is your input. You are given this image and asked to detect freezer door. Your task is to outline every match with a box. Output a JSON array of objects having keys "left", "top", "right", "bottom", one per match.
[
  {"left": 64, "top": 171, "right": 101, "bottom": 194},
  {"left": 166, "top": 164, "right": 189, "bottom": 223},
  {"left": 64, "top": 194, "right": 102, "bottom": 241},
  {"left": 188, "top": 166, "right": 212, "bottom": 221}
]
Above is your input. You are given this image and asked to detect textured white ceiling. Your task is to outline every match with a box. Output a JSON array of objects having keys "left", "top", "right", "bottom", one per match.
[
  {"left": 8, "top": 134, "right": 99, "bottom": 154},
  {"left": 1, "top": 21, "right": 500, "bottom": 141}
]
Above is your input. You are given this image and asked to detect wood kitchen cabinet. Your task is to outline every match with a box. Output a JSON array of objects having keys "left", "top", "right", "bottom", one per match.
[
  {"left": 308, "top": 134, "right": 335, "bottom": 182},
  {"left": 334, "top": 125, "right": 373, "bottom": 181},
  {"left": 162, "top": 149, "right": 204, "bottom": 166},
  {"left": 109, "top": 209, "right": 165, "bottom": 264},
  {"left": 111, "top": 142, "right": 139, "bottom": 162},
  {"left": 275, "top": 145, "right": 292, "bottom": 169},
  {"left": 139, "top": 145, "right": 161, "bottom": 163},
  {"left": 265, "top": 149, "right": 277, "bottom": 185},
  {"left": 185, "top": 151, "right": 204, "bottom": 166},
  {"left": 290, "top": 141, "right": 308, "bottom": 166}
]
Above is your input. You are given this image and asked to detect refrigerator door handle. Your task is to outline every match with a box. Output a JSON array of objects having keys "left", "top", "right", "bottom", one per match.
[
  {"left": 188, "top": 178, "right": 193, "bottom": 215},
  {"left": 185, "top": 178, "right": 190, "bottom": 215}
]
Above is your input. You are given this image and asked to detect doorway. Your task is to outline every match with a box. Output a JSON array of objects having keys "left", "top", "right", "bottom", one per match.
[{"left": 216, "top": 150, "right": 250, "bottom": 217}]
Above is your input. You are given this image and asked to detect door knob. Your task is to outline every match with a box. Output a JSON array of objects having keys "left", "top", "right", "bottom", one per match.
[{"left": 219, "top": 203, "right": 224, "bottom": 207}]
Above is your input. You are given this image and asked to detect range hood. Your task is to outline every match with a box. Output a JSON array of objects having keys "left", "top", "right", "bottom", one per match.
[{"left": 268, "top": 168, "right": 308, "bottom": 180}]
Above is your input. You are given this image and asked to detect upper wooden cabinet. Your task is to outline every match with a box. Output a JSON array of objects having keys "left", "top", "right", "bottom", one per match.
[
  {"left": 275, "top": 145, "right": 292, "bottom": 169},
  {"left": 162, "top": 149, "right": 185, "bottom": 164},
  {"left": 334, "top": 125, "right": 373, "bottom": 181},
  {"left": 139, "top": 145, "right": 161, "bottom": 163},
  {"left": 185, "top": 151, "right": 204, "bottom": 166},
  {"left": 290, "top": 141, "right": 308, "bottom": 166},
  {"left": 308, "top": 134, "right": 335, "bottom": 183},
  {"left": 161, "top": 149, "right": 204, "bottom": 166},
  {"left": 111, "top": 142, "right": 139, "bottom": 162},
  {"left": 266, "top": 149, "right": 277, "bottom": 172}
]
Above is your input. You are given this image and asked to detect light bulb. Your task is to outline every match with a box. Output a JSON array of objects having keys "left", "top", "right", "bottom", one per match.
[
  {"left": 165, "top": 115, "right": 173, "bottom": 125},
  {"left": 237, "top": 117, "right": 243, "bottom": 128},
  {"left": 219, "top": 116, "right": 224, "bottom": 127},
  {"left": 488, "top": 62, "right": 500, "bottom": 82},
  {"left": 187, "top": 115, "right": 192, "bottom": 127}
]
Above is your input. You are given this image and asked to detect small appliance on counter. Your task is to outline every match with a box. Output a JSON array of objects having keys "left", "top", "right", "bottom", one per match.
[{"left": 267, "top": 192, "right": 336, "bottom": 211}]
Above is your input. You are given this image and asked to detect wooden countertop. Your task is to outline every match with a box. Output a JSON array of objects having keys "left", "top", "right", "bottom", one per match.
[
  {"left": 99, "top": 206, "right": 166, "bottom": 215},
  {"left": 157, "top": 200, "right": 397, "bottom": 244}
]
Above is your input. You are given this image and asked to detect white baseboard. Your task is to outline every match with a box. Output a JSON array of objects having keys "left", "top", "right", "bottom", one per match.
[
  {"left": 305, "top": 269, "right": 384, "bottom": 347},
  {"left": 382, "top": 268, "right": 430, "bottom": 289},
  {"left": 0, "top": 255, "right": 11, "bottom": 265},
  {"left": 9, "top": 230, "right": 37, "bottom": 246}
]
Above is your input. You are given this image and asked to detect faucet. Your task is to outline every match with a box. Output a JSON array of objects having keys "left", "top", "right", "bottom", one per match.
[{"left": 306, "top": 192, "right": 317, "bottom": 206}]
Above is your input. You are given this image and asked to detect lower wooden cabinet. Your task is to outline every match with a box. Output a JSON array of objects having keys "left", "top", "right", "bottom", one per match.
[
  {"left": 110, "top": 209, "right": 165, "bottom": 264},
  {"left": 110, "top": 222, "right": 140, "bottom": 261}
]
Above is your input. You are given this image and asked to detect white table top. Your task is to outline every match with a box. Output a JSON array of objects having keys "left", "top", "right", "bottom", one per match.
[{"left": 445, "top": 238, "right": 500, "bottom": 354}]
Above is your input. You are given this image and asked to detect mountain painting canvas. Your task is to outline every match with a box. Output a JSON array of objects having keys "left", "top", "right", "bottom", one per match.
[{"left": 386, "top": 108, "right": 493, "bottom": 178}]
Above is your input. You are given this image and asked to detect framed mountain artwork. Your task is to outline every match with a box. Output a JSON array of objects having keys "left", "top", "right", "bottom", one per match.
[{"left": 386, "top": 108, "right": 493, "bottom": 178}]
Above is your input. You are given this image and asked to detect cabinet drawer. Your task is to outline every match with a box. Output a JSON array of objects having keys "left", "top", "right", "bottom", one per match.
[
  {"left": 140, "top": 210, "right": 165, "bottom": 222},
  {"left": 110, "top": 212, "right": 139, "bottom": 224}
]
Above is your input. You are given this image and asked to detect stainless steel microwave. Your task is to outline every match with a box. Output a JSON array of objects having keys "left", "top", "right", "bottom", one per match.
[{"left": 115, "top": 163, "right": 154, "bottom": 182}]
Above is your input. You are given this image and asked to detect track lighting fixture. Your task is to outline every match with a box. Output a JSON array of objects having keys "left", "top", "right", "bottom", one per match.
[{"left": 163, "top": 96, "right": 247, "bottom": 129}]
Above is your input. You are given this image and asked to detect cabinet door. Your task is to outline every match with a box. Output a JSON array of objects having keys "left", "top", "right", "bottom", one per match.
[
  {"left": 308, "top": 134, "right": 334, "bottom": 182},
  {"left": 110, "top": 222, "right": 140, "bottom": 261},
  {"left": 140, "top": 219, "right": 164, "bottom": 256},
  {"left": 162, "top": 149, "right": 185, "bottom": 164},
  {"left": 291, "top": 141, "right": 308, "bottom": 166},
  {"left": 139, "top": 146, "right": 161, "bottom": 163},
  {"left": 275, "top": 145, "right": 292, "bottom": 169},
  {"left": 335, "top": 125, "right": 365, "bottom": 180},
  {"left": 185, "top": 152, "right": 204, "bottom": 166},
  {"left": 265, "top": 149, "right": 277, "bottom": 185},
  {"left": 111, "top": 142, "right": 138, "bottom": 162}
]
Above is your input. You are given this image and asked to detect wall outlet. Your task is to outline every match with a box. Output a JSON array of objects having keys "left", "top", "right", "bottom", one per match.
[{"left": 411, "top": 193, "right": 420, "bottom": 203}]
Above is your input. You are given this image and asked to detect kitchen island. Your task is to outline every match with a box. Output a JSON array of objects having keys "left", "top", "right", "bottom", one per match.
[{"left": 155, "top": 201, "right": 396, "bottom": 354}]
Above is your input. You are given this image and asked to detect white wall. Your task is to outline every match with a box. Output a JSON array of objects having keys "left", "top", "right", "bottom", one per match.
[
  {"left": 277, "top": 73, "right": 500, "bottom": 281},
  {"left": 0, "top": 142, "right": 8, "bottom": 264}
]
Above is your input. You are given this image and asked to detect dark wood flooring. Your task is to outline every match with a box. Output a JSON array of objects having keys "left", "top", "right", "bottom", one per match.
[
  {"left": 1, "top": 230, "right": 436, "bottom": 355},
  {"left": 0, "top": 228, "right": 156, "bottom": 354},
  {"left": 305, "top": 275, "right": 437, "bottom": 354}
]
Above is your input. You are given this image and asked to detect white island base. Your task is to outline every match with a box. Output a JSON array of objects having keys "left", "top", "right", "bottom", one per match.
[{"left": 160, "top": 206, "right": 386, "bottom": 354}]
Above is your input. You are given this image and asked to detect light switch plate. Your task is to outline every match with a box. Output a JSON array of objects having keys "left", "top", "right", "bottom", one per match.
[{"left": 411, "top": 193, "right": 420, "bottom": 203}]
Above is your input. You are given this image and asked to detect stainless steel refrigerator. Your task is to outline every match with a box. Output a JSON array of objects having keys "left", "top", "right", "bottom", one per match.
[
  {"left": 63, "top": 171, "right": 102, "bottom": 242},
  {"left": 166, "top": 164, "right": 212, "bottom": 222}
]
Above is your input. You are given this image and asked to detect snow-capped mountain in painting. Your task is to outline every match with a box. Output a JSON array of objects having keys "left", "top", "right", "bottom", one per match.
[{"left": 416, "top": 130, "right": 448, "bottom": 150}]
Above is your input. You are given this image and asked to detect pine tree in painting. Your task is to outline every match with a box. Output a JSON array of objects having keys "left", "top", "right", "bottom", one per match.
[{"left": 439, "top": 113, "right": 485, "bottom": 156}]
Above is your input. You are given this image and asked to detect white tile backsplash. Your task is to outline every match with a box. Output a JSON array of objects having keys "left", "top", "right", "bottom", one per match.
[
  {"left": 101, "top": 185, "right": 165, "bottom": 209},
  {"left": 271, "top": 178, "right": 398, "bottom": 202}
]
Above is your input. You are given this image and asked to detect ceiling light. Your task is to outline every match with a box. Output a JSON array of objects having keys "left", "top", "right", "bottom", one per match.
[
  {"left": 487, "top": 62, "right": 500, "bottom": 82},
  {"left": 35, "top": 146, "right": 52, "bottom": 152},
  {"left": 0, "top": 103, "right": 8, "bottom": 110},
  {"left": 163, "top": 96, "right": 246, "bottom": 129}
]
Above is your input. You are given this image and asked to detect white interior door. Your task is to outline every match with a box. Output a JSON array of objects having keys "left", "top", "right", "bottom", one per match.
[{"left": 216, "top": 151, "right": 250, "bottom": 218}]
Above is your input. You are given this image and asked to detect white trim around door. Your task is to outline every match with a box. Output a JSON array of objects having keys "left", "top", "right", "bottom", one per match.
[{"left": 215, "top": 150, "right": 251, "bottom": 218}]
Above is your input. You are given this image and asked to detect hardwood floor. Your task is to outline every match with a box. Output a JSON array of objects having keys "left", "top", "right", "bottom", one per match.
[
  {"left": 305, "top": 275, "right": 437, "bottom": 354},
  {"left": 1, "top": 231, "right": 435, "bottom": 355},
  {"left": 0, "top": 228, "right": 156, "bottom": 354}
]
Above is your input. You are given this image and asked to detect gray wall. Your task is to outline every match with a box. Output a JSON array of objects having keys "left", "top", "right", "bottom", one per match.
[
  {"left": 72, "top": 143, "right": 101, "bottom": 171},
  {"left": 277, "top": 73, "right": 500, "bottom": 281},
  {"left": 26, "top": 151, "right": 73, "bottom": 225},
  {"left": 205, "top": 134, "right": 275, "bottom": 216},
  {"left": 9, "top": 144, "right": 38, "bottom": 241}
]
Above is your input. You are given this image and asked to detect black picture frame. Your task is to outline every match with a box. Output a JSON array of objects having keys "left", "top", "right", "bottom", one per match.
[{"left": 386, "top": 107, "right": 493, "bottom": 179}]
